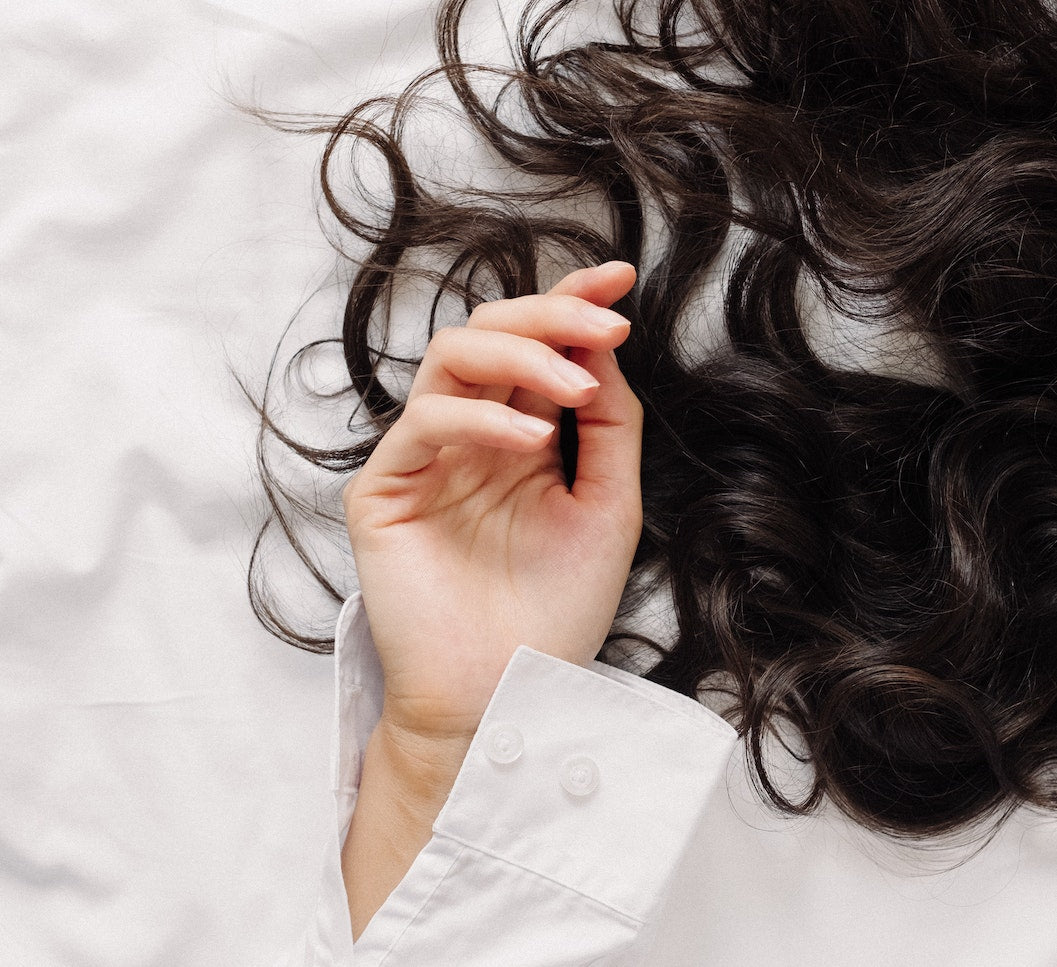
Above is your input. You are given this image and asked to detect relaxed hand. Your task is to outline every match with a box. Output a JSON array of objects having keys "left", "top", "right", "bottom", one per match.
[{"left": 342, "top": 261, "right": 643, "bottom": 744}]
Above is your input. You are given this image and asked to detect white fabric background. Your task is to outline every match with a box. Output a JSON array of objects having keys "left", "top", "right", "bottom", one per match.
[
  {"left": 6, "top": 2, "right": 1057, "bottom": 965},
  {"left": 1, "top": 2, "right": 444, "bottom": 964}
]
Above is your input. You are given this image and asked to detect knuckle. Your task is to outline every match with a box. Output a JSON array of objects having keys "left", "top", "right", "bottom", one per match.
[
  {"left": 467, "top": 299, "right": 501, "bottom": 329},
  {"left": 552, "top": 292, "right": 586, "bottom": 311},
  {"left": 469, "top": 293, "right": 548, "bottom": 332},
  {"left": 543, "top": 293, "right": 587, "bottom": 320},
  {"left": 426, "top": 324, "right": 462, "bottom": 355},
  {"left": 627, "top": 389, "right": 645, "bottom": 423},
  {"left": 402, "top": 392, "right": 427, "bottom": 421},
  {"left": 616, "top": 384, "right": 645, "bottom": 429},
  {"left": 403, "top": 392, "right": 440, "bottom": 422},
  {"left": 341, "top": 475, "right": 362, "bottom": 513}
]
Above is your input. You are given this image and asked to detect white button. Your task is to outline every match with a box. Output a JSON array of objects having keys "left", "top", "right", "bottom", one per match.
[
  {"left": 483, "top": 724, "right": 524, "bottom": 765},
  {"left": 560, "top": 755, "right": 599, "bottom": 797}
]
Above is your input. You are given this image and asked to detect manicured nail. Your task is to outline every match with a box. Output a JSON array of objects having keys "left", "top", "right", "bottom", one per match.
[
  {"left": 510, "top": 412, "right": 554, "bottom": 439},
  {"left": 552, "top": 355, "right": 600, "bottom": 391},
  {"left": 580, "top": 303, "right": 630, "bottom": 333}
]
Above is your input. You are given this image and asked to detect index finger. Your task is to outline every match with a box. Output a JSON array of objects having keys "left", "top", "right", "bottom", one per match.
[
  {"left": 547, "top": 261, "right": 637, "bottom": 307},
  {"left": 467, "top": 291, "right": 631, "bottom": 352}
]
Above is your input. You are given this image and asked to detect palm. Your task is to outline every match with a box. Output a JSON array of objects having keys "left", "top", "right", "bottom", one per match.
[
  {"left": 353, "top": 437, "right": 627, "bottom": 734},
  {"left": 343, "top": 264, "right": 642, "bottom": 740}
]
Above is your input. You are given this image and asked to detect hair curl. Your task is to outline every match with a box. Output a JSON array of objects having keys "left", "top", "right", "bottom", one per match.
[{"left": 251, "top": 0, "right": 1057, "bottom": 837}]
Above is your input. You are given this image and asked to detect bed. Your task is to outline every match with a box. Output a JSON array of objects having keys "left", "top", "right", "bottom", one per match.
[{"left": 1, "top": 2, "right": 446, "bottom": 963}]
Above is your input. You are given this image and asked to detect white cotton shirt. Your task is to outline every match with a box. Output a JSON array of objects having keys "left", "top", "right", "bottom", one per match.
[{"left": 283, "top": 594, "right": 1057, "bottom": 966}]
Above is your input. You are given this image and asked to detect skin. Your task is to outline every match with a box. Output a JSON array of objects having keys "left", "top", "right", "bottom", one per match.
[{"left": 340, "top": 261, "right": 644, "bottom": 939}]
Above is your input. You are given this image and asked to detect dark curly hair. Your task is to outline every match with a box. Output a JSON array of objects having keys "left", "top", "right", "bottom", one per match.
[{"left": 250, "top": 0, "right": 1057, "bottom": 838}]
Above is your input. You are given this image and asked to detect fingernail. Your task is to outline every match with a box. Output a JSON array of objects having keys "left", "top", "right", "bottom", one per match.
[
  {"left": 510, "top": 412, "right": 554, "bottom": 439},
  {"left": 552, "top": 355, "right": 600, "bottom": 391},
  {"left": 597, "top": 260, "right": 634, "bottom": 271},
  {"left": 580, "top": 304, "right": 630, "bottom": 333}
]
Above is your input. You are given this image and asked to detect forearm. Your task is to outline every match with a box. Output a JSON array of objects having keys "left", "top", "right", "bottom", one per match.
[{"left": 341, "top": 719, "right": 472, "bottom": 939}]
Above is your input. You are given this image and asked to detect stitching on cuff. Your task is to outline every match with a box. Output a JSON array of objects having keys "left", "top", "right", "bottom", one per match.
[
  {"left": 515, "top": 647, "right": 736, "bottom": 742},
  {"left": 588, "top": 660, "right": 736, "bottom": 738},
  {"left": 369, "top": 845, "right": 465, "bottom": 966},
  {"left": 429, "top": 830, "right": 646, "bottom": 929}
]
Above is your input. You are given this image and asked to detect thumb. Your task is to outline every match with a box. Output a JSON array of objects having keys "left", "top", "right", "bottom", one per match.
[{"left": 567, "top": 344, "right": 643, "bottom": 528}]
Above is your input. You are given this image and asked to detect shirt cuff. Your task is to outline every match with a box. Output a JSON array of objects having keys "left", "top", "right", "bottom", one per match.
[
  {"left": 432, "top": 644, "right": 737, "bottom": 924},
  {"left": 333, "top": 592, "right": 738, "bottom": 962}
]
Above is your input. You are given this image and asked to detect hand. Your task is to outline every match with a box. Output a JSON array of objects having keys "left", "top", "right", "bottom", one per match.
[{"left": 342, "top": 262, "right": 643, "bottom": 745}]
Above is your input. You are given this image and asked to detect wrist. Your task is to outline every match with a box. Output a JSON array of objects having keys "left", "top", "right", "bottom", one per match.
[
  {"left": 370, "top": 712, "right": 475, "bottom": 813},
  {"left": 342, "top": 718, "right": 474, "bottom": 940},
  {"left": 377, "top": 667, "right": 497, "bottom": 747}
]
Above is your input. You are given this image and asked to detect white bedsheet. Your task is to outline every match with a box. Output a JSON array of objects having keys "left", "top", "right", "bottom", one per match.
[
  {"left": 1, "top": 2, "right": 442, "bottom": 963},
  {"left": 7, "top": 3, "right": 1057, "bottom": 966}
]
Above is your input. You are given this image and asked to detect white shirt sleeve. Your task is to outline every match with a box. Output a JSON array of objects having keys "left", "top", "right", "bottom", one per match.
[{"left": 291, "top": 591, "right": 737, "bottom": 966}]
